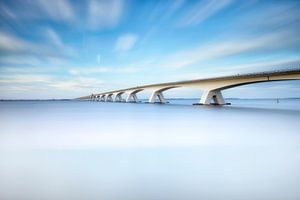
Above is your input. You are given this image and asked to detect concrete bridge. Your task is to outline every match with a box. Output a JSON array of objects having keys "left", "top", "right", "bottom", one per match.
[{"left": 77, "top": 68, "right": 300, "bottom": 105}]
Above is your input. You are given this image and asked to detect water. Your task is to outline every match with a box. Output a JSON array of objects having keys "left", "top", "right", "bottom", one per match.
[{"left": 0, "top": 99, "right": 300, "bottom": 200}]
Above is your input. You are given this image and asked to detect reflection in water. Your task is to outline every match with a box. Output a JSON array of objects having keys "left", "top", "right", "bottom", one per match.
[{"left": 0, "top": 100, "right": 300, "bottom": 200}]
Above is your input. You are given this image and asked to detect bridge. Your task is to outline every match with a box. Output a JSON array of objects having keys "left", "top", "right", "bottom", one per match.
[{"left": 77, "top": 68, "right": 300, "bottom": 105}]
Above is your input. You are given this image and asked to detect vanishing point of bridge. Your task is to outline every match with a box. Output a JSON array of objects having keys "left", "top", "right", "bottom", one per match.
[{"left": 78, "top": 68, "right": 300, "bottom": 105}]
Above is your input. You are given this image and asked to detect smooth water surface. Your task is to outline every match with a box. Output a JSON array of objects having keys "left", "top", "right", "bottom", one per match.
[{"left": 0, "top": 99, "right": 300, "bottom": 200}]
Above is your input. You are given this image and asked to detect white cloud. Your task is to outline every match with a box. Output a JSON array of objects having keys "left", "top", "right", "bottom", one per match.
[
  {"left": 177, "top": 0, "right": 234, "bottom": 27},
  {"left": 0, "top": 31, "right": 75, "bottom": 59},
  {"left": 0, "top": 0, "right": 75, "bottom": 23},
  {"left": 240, "top": 3, "right": 300, "bottom": 30},
  {"left": 48, "top": 77, "right": 104, "bottom": 91},
  {"left": 147, "top": 0, "right": 185, "bottom": 22},
  {"left": 163, "top": 0, "right": 186, "bottom": 20},
  {"left": 0, "top": 55, "right": 42, "bottom": 66},
  {"left": 0, "top": 32, "right": 29, "bottom": 52},
  {"left": 0, "top": 31, "right": 61, "bottom": 57},
  {"left": 0, "top": 74, "right": 52, "bottom": 84},
  {"left": 115, "top": 33, "right": 139, "bottom": 51},
  {"left": 167, "top": 58, "right": 300, "bottom": 81},
  {"left": 210, "top": 57, "right": 300, "bottom": 74},
  {"left": 88, "top": 0, "right": 124, "bottom": 30},
  {"left": 0, "top": 4, "right": 16, "bottom": 19},
  {"left": 69, "top": 66, "right": 140, "bottom": 75},
  {"left": 43, "top": 28, "right": 76, "bottom": 56},
  {"left": 161, "top": 30, "right": 300, "bottom": 69},
  {"left": 69, "top": 67, "right": 108, "bottom": 75},
  {"left": 36, "top": 0, "right": 75, "bottom": 22},
  {"left": 68, "top": 59, "right": 154, "bottom": 76},
  {"left": 0, "top": 73, "right": 104, "bottom": 93},
  {"left": 45, "top": 28, "right": 63, "bottom": 47}
]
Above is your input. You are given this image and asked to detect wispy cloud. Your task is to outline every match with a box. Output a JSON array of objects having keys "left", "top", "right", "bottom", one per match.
[
  {"left": 161, "top": 30, "right": 300, "bottom": 69},
  {"left": 43, "top": 28, "right": 76, "bottom": 57},
  {"left": 0, "top": 31, "right": 74, "bottom": 59},
  {"left": 0, "top": 32, "right": 30, "bottom": 53},
  {"left": 69, "top": 66, "right": 140, "bottom": 75},
  {"left": 0, "top": 0, "right": 75, "bottom": 23},
  {"left": 88, "top": 0, "right": 124, "bottom": 30},
  {"left": 0, "top": 74, "right": 52, "bottom": 84},
  {"left": 166, "top": 58, "right": 300, "bottom": 81},
  {"left": 240, "top": 3, "right": 300, "bottom": 30},
  {"left": 177, "top": 0, "right": 234, "bottom": 27},
  {"left": 147, "top": 0, "right": 185, "bottom": 22},
  {"left": 115, "top": 33, "right": 139, "bottom": 51},
  {"left": 0, "top": 55, "right": 42, "bottom": 66},
  {"left": 48, "top": 77, "right": 104, "bottom": 91},
  {"left": 0, "top": 73, "right": 104, "bottom": 94},
  {"left": 163, "top": 0, "right": 186, "bottom": 20},
  {"left": 210, "top": 58, "right": 300, "bottom": 74},
  {"left": 68, "top": 59, "right": 154, "bottom": 76},
  {"left": 0, "top": 3, "right": 16, "bottom": 20},
  {"left": 36, "top": 0, "right": 75, "bottom": 22},
  {"left": 45, "top": 28, "right": 64, "bottom": 47}
]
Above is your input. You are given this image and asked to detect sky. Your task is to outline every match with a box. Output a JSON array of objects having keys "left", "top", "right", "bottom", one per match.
[{"left": 0, "top": 0, "right": 300, "bottom": 99}]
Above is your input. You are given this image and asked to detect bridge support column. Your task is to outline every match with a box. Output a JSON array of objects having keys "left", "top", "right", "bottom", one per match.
[
  {"left": 126, "top": 92, "right": 139, "bottom": 103},
  {"left": 114, "top": 93, "right": 124, "bottom": 102},
  {"left": 106, "top": 94, "right": 113, "bottom": 102},
  {"left": 199, "top": 90, "right": 225, "bottom": 105},
  {"left": 149, "top": 91, "right": 167, "bottom": 103},
  {"left": 100, "top": 95, "right": 105, "bottom": 101}
]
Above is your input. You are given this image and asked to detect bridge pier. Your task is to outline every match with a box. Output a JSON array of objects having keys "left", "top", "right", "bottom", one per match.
[
  {"left": 106, "top": 94, "right": 113, "bottom": 102},
  {"left": 114, "top": 93, "right": 124, "bottom": 102},
  {"left": 199, "top": 90, "right": 225, "bottom": 105},
  {"left": 100, "top": 95, "right": 105, "bottom": 101},
  {"left": 126, "top": 93, "right": 138, "bottom": 102},
  {"left": 149, "top": 91, "right": 167, "bottom": 103},
  {"left": 126, "top": 89, "right": 143, "bottom": 103}
]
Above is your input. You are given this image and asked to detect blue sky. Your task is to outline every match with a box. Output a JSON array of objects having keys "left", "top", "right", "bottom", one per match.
[{"left": 0, "top": 0, "right": 300, "bottom": 99}]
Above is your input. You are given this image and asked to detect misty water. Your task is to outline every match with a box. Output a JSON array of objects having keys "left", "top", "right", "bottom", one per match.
[{"left": 0, "top": 99, "right": 300, "bottom": 200}]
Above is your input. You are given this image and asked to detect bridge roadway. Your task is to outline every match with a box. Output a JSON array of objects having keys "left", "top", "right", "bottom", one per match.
[{"left": 77, "top": 68, "right": 300, "bottom": 105}]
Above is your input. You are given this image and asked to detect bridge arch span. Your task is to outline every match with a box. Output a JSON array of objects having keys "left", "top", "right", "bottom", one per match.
[
  {"left": 148, "top": 86, "right": 180, "bottom": 103},
  {"left": 198, "top": 76, "right": 300, "bottom": 105},
  {"left": 100, "top": 94, "right": 106, "bottom": 101},
  {"left": 126, "top": 89, "right": 144, "bottom": 102},
  {"left": 106, "top": 93, "right": 114, "bottom": 102},
  {"left": 114, "top": 91, "right": 125, "bottom": 102}
]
